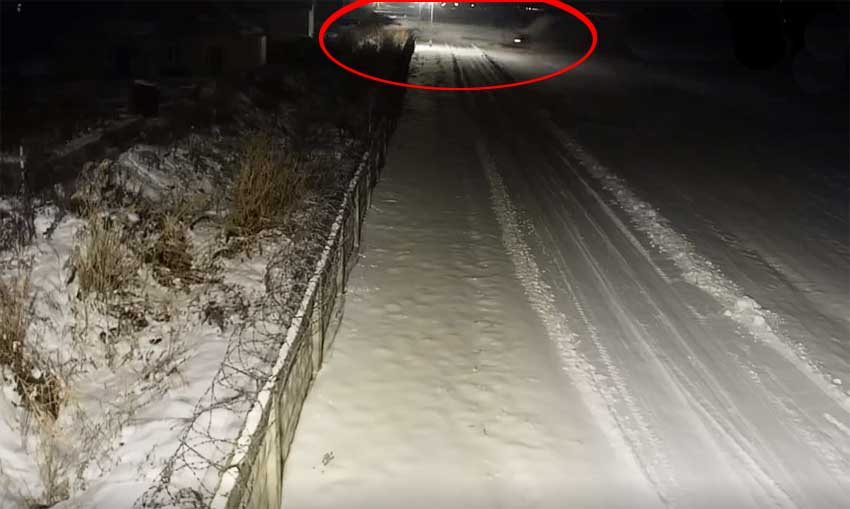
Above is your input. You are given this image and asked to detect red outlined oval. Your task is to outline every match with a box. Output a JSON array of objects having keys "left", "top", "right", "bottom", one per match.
[{"left": 319, "top": 0, "right": 598, "bottom": 91}]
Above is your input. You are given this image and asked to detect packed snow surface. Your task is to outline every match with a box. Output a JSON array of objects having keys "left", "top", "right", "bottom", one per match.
[
  {"left": 283, "top": 18, "right": 849, "bottom": 509},
  {"left": 282, "top": 55, "right": 655, "bottom": 509}
]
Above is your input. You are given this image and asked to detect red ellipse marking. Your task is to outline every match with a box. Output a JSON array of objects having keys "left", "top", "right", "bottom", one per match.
[{"left": 319, "top": 0, "right": 598, "bottom": 91}]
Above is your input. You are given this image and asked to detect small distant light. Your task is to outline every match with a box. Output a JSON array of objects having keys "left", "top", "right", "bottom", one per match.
[
  {"left": 513, "top": 37, "right": 522, "bottom": 44},
  {"left": 470, "top": 3, "right": 475, "bottom": 6},
  {"left": 453, "top": 2, "right": 459, "bottom": 6},
  {"left": 17, "top": 2, "right": 22, "bottom": 13}
]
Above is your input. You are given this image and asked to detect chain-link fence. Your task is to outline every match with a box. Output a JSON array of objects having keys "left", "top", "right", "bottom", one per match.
[
  {"left": 209, "top": 115, "right": 394, "bottom": 509},
  {"left": 135, "top": 34, "right": 414, "bottom": 509}
]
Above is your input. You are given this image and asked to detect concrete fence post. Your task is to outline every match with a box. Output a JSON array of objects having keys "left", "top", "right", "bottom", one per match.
[
  {"left": 307, "top": 295, "right": 323, "bottom": 377},
  {"left": 353, "top": 185, "right": 361, "bottom": 249}
]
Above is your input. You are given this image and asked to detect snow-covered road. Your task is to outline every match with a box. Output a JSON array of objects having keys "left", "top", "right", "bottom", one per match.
[
  {"left": 280, "top": 46, "right": 656, "bottom": 509},
  {"left": 282, "top": 21, "right": 850, "bottom": 509}
]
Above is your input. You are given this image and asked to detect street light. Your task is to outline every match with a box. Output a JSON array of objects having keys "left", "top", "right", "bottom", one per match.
[{"left": 417, "top": 3, "right": 434, "bottom": 26}]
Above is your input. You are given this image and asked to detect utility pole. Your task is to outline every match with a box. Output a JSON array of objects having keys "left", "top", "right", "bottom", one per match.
[
  {"left": 308, "top": 0, "right": 316, "bottom": 38},
  {"left": 430, "top": 2, "right": 434, "bottom": 24}
]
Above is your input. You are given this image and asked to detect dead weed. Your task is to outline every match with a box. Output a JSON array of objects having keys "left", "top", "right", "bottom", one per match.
[
  {"left": 71, "top": 214, "right": 137, "bottom": 298},
  {"left": 0, "top": 268, "right": 64, "bottom": 421},
  {"left": 227, "top": 132, "right": 305, "bottom": 236}
]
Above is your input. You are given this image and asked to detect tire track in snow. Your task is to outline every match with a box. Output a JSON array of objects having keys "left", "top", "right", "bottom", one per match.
[
  {"left": 459, "top": 51, "right": 685, "bottom": 505},
  {"left": 473, "top": 138, "right": 669, "bottom": 507},
  {"left": 755, "top": 366, "right": 850, "bottom": 482},
  {"left": 559, "top": 153, "right": 840, "bottom": 501},
  {"left": 453, "top": 42, "right": 849, "bottom": 507},
  {"left": 464, "top": 51, "right": 815, "bottom": 507},
  {"left": 534, "top": 113, "right": 848, "bottom": 506},
  {"left": 452, "top": 50, "right": 671, "bottom": 502},
  {"left": 530, "top": 150, "right": 795, "bottom": 508},
  {"left": 546, "top": 125, "right": 850, "bottom": 413},
  {"left": 463, "top": 47, "right": 683, "bottom": 506},
  {"left": 555, "top": 128, "right": 850, "bottom": 494},
  {"left": 539, "top": 108, "right": 840, "bottom": 507},
  {"left": 824, "top": 412, "right": 850, "bottom": 440},
  {"left": 461, "top": 45, "right": 848, "bottom": 507}
]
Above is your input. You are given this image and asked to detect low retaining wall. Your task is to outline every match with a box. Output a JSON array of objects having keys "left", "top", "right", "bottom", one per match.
[{"left": 210, "top": 120, "right": 392, "bottom": 509}]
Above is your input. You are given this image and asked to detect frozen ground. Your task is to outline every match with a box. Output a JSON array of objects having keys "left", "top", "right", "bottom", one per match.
[{"left": 283, "top": 14, "right": 849, "bottom": 509}]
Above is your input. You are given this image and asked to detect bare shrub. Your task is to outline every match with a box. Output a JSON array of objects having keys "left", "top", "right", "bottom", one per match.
[
  {"left": 345, "top": 24, "right": 409, "bottom": 54},
  {"left": 140, "top": 194, "right": 212, "bottom": 288},
  {"left": 227, "top": 133, "right": 305, "bottom": 236},
  {"left": 151, "top": 214, "right": 193, "bottom": 281},
  {"left": 0, "top": 203, "right": 35, "bottom": 253},
  {"left": 72, "top": 215, "right": 137, "bottom": 298},
  {"left": 391, "top": 28, "right": 412, "bottom": 47},
  {"left": 70, "top": 160, "right": 113, "bottom": 215}
]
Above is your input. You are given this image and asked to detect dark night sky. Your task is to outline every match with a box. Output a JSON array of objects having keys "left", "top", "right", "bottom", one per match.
[
  {"left": 1, "top": 1, "right": 848, "bottom": 76},
  {"left": 1, "top": 1, "right": 278, "bottom": 63}
]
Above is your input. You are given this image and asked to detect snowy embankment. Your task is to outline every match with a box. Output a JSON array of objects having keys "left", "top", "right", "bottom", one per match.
[
  {"left": 1, "top": 126, "right": 356, "bottom": 509},
  {"left": 0, "top": 29, "right": 412, "bottom": 508}
]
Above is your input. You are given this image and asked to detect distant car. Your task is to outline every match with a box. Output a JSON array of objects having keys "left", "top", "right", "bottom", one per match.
[{"left": 512, "top": 33, "right": 529, "bottom": 45}]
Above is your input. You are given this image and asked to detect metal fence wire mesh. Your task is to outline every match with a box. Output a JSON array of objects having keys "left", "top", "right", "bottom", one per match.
[
  {"left": 225, "top": 122, "right": 391, "bottom": 509},
  {"left": 135, "top": 33, "right": 413, "bottom": 509}
]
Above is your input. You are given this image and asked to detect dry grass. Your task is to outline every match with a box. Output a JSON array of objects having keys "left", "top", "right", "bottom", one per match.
[
  {"left": 345, "top": 24, "right": 410, "bottom": 54},
  {"left": 227, "top": 133, "right": 305, "bottom": 236},
  {"left": 33, "top": 423, "right": 71, "bottom": 506},
  {"left": 0, "top": 269, "right": 33, "bottom": 378},
  {"left": 378, "top": 28, "right": 412, "bottom": 53},
  {"left": 0, "top": 268, "right": 64, "bottom": 422},
  {"left": 72, "top": 214, "right": 137, "bottom": 298}
]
